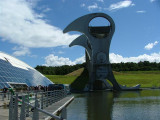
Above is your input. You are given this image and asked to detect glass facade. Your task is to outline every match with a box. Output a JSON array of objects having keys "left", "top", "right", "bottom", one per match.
[{"left": 0, "top": 52, "right": 53, "bottom": 89}]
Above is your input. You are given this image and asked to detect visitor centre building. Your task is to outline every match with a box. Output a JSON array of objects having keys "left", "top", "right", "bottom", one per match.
[{"left": 0, "top": 52, "right": 53, "bottom": 89}]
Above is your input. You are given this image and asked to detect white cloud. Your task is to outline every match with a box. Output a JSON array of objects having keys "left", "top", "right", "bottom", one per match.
[
  {"left": 110, "top": 53, "right": 160, "bottom": 63},
  {"left": 81, "top": 3, "right": 86, "bottom": 7},
  {"left": 44, "top": 54, "right": 85, "bottom": 66},
  {"left": 87, "top": 3, "right": 99, "bottom": 11},
  {"left": 144, "top": 41, "right": 158, "bottom": 50},
  {"left": 57, "top": 51, "right": 64, "bottom": 54},
  {"left": 108, "top": 0, "right": 135, "bottom": 11},
  {"left": 136, "top": 10, "right": 146, "bottom": 13},
  {"left": 82, "top": 3, "right": 102, "bottom": 11},
  {"left": 97, "top": 0, "right": 104, "bottom": 2},
  {"left": 12, "top": 46, "right": 30, "bottom": 56},
  {"left": 44, "top": 52, "right": 160, "bottom": 66},
  {"left": 150, "top": 0, "right": 156, "bottom": 2},
  {"left": 0, "top": 0, "right": 78, "bottom": 48},
  {"left": 74, "top": 56, "right": 85, "bottom": 64},
  {"left": 42, "top": 8, "right": 51, "bottom": 13}
]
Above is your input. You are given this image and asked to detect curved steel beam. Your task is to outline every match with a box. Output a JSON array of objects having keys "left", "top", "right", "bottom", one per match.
[
  {"left": 63, "top": 13, "right": 115, "bottom": 38},
  {"left": 69, "top": 34, "right": 92, "bottom": 59}
]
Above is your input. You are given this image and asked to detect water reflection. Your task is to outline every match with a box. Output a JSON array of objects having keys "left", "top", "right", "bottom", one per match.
[
  {"left": 86, "top": 92, "right": 114, "bottom": 120},
  {"left": 67, "top": 90, "right": 160, "bottom": 120}
]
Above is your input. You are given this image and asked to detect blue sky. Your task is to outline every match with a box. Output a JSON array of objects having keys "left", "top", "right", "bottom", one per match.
[{"left": 0, "top": 0, "right": 160, "bottom": 67}]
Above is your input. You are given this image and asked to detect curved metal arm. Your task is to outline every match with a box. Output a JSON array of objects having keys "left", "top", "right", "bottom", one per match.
[
  {"left": 69, "top": 35, "right": 92, "bottom": 59},
  {"left": 63, "top": 13, "right": 115, "bottom": 38}
]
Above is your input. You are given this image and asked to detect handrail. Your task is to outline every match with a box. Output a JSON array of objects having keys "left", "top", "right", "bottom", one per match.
[
  {"left": 9, "top": 90, "right": 69, "bottom": 120},
  {"left": 17, "top": 97, "right": 62, "bottom": 120}
]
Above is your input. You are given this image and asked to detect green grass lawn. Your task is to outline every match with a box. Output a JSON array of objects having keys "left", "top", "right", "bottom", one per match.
[
  {"left": 115, "top": 73, "right": 160, "bottom": 88},
  {"left": 45, "top": 71, "right": 160, "bottom": 89},
  {"left": 45, "top": 75, "right": 77, "bottom": 84}
]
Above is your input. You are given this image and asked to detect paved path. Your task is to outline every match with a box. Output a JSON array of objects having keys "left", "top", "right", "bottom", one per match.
[{"left": 0, "top": 96, "right": 10, "bottom": 120}]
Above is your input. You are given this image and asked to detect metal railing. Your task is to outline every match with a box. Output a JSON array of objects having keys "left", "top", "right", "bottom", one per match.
[
  {"left": 8, "top": 90, "right": 68, "bottom": 120},
  {"left": 0, "top": 91, "right": 11, "bottom": 101}
]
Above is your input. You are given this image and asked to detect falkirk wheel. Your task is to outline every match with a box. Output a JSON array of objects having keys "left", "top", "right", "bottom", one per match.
[{"left": 63, "top": 13, "right": 140, "bottom": 91}]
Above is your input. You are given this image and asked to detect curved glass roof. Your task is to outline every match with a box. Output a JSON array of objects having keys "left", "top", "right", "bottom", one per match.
[{"left": 0, "top": 52, "right": 53, "bottom": 89}]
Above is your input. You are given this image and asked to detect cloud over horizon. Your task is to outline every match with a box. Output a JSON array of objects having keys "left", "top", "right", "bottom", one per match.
[
  {"left": 44, "top": 52, "right": 160, "bottom": 66},
  {"left": 110, "top": 53, "right": 160, "bottom": 63},
  {"left": 44, "top": 54, "right": 85, "bottom": 66}
]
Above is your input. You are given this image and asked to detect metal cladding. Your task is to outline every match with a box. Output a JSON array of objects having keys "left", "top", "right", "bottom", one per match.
[
  {"left": 63, "top": 13, "right": 140, "bottom": 91},
  {"left": 0, "top": 52, "right": 53, "bottom": 89}
]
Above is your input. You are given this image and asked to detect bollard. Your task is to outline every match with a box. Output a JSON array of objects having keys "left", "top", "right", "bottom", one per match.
[{"left": 20, "top": 96, "right": 26, "bottom": 120}]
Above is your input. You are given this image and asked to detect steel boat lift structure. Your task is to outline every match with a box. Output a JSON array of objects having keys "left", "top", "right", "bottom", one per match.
[{"left": 63, "top": 13, "right": 140, "bottom": 91}]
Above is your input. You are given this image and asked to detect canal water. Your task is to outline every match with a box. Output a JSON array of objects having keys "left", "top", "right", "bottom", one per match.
[{"left": 67, "top": 89, "right": 160, "bottom": 120}]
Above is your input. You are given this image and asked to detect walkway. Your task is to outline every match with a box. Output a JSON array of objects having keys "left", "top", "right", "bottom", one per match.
[
  {"left": 0, "top": 96, "right": 10, "bottom": 120},
  {"left": 39, "top": 96, "right": 74, "bottom": 120},
  {"left": 0, "top": 91, "right": 74, "bottom": 120}
]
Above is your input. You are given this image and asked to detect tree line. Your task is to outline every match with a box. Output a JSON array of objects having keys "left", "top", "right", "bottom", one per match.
[
  {"left": 35, "top": 63, "right": 86, "bottom": 75},
  {"left": 111, "top": 61, "right": 160, "bottom": 71},
  {"left": 35, "top": 61, "right": 160, "bottom": 75}
]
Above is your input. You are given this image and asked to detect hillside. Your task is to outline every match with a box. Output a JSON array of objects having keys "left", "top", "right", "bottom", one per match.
[
  {"left": 66, "top": 68, "right": 85, "bottom": 76},
  {"left": 45, "top": 69, "right": 160, "bottom": 90},
  {"left": 66, "top": 67, "right": 123, "bottom": 76}
]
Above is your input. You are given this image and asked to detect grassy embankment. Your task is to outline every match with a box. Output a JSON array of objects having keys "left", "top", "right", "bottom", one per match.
[
  {"left": 46, "top": 68, "right": 88, "bottom": 90},
  {"left": 45, "top": 68, "right": 160, "bottom": 90}
]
